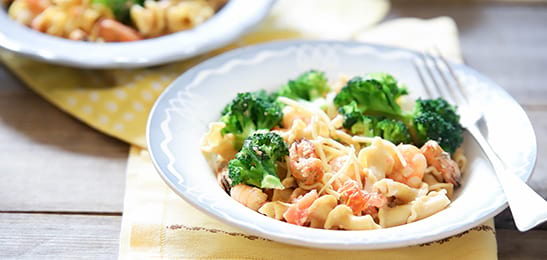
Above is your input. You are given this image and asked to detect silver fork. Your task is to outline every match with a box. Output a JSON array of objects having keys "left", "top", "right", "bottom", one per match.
[{"left": 414, "top": 49, "right": 547, "bottom": 232}]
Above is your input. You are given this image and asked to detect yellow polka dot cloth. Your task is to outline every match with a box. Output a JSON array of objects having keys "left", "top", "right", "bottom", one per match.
[
  {"left": 0, "top": 0, "right": 390, "bottom": 148},
  {"left": 0, "top": 50, "right": 204, "bottom": 147}
]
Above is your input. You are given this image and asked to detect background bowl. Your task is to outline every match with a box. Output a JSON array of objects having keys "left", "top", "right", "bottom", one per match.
[
  {"left": 0, "top": 0, "right": 274, "bottom": 68},
  {"left": 147, "top": 40, "right": 536, "bottom": 249}
]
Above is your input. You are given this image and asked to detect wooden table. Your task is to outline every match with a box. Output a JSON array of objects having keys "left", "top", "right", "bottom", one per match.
[{"left": 1, "top": 2, "right": 546, "bottom": 259}]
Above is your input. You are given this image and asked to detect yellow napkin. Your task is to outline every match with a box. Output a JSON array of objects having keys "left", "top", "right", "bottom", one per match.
[
  {"left": 0, "top": 0, "right": 389, "bottom": 148},
  {"left": 119, "top": 147, "right": 496, "bottom": 259},
  {"left": 118, "top": 16, "right": 497, "bottom": 260}
]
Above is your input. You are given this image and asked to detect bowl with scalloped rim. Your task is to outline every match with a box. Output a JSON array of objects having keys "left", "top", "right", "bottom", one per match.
[{"left": 147, "top": 40, "right": 536, "bottom": 249}]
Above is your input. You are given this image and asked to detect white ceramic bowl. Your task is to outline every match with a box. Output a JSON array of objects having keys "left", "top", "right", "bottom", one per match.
[
  {"left": 0, "top": 0, "right": 274, "bottom": 68},
  {"left": 147, "top": 40, "right": 536, "bottom": 249}
]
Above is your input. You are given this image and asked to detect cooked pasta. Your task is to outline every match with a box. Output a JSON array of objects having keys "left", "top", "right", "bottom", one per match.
[
  {"left": 201, "top": 122, "right": 237, "bottom": 161},
  {"left": 201, "top": 71, "right": 466, "bottom": 230},
  {"left": 3, "top": 0, "right": 226, "bottom": 42},
  {"left": 258, "top": 201, "right": 291, "bottom": 220},
  {"left": 308, "top": 194, "right": 337, "bottom": 228},
  {"left": 324, "top": 205, "right": 381, "bottom": 230}
]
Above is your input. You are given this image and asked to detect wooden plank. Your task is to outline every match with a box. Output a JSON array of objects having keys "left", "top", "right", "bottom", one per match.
[
  {"left": 0, "top": 213, "right": 120, "bottom": 259},
  {"left": 0, "top": 3, "right": 545, "bottom": 259},
  {"left": 526, "top": 110, "right": 547, "bottom": 198},
  {"left": 497, "top": 229, "right": 547, "bottom": 259},
  {"left": 495, "top": 110, "right": 547, "bottom": 230},
  {"left": 0, "top": 74, "right": 128, "bottom": 212},
  {"left": 389, "top": 2, "right": 547, "bottom": 106},
  {"left": 0, "top": 63, "right": 25, "bottom": 92}
]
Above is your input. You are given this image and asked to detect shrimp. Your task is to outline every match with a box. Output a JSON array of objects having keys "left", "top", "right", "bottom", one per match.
[
  {"left": 283, "top": 190, "right": 318, "bottom": 226},
  {"left": 230, "top": 184, "right": 267, "bottom": 211},
  {"left": 26, "top": 0, "right": 51, "bottom": 14},
  {"left": 289, "top": 139, "right": 324, "bottom": 185},
  {"left": 421, "top": 140, "right": 462, "bottom": 187},
  {"left": 388, "top": 144, "right": 427, "bottom": 188},
  {"left": 338, "top": 180, "right": 387, "bottom": 215},
  {"left": 96, "top": 19, "right": 142, "bottom": 42},
  {"left": 329, "top": 155, "right": 348, "bottom": 173}
]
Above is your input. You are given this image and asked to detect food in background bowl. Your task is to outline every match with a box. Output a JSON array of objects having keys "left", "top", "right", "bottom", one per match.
[
  {"left": 201, "top": 71, "right": 466, "bottom": 230},
  {"left": 3, "top": 0, "right": 227, "bottom": 42}
]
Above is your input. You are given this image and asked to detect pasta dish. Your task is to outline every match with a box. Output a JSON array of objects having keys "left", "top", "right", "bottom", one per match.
[
  {"left": 2, "top": 0, "right": 226, "bottom": 42},
  {"left": 201, "top": 71, "right": 466, "bottom": 230}
]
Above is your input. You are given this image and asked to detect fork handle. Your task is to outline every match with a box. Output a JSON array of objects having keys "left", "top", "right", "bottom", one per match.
[{"left": 467, "top": 125, "right": 547, "bottom": 231}]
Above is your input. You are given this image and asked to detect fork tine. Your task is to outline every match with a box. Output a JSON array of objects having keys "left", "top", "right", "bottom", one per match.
[
  {"left": 427, "top": 48, "right": 461, "bottom": 105},
  {"left": 418, "top": 51, "right": 458, "bottom": 104},
  {"left": 412, "top": 57, "right": 434, "bottom": 99},
  {"left": 431, "top": 46, "right": 469, "bottom": 105}
]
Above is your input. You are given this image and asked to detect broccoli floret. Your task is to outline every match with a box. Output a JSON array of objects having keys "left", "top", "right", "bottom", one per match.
[
  {"left": 409, "top": 98, "right": 463, "bottom": 154},
  {"left": 336, "top": 74, "right": 411, "bottom": 144},
  {"left": 338, "top": 102, "right": 363, "bottom": 129},
  {"left": 334, "top": 73, "right": 462, "bottom": 152},
  {"left": 92, "top": 0, "right": 144, "bottom": 24},
  {"left": 339, "top": 102, "right": 376, "bottom": 137},
  {"left": 375, "top": 118, "right": 412, "bottom": 145},
  {"left": 244, "top": 131, "right": 288, "bottom": 161},
  {"left": 275, "top": 70, "right": 330, "bottom": 101},
  {"left": 228, "top": 132, "right": 288, "bottom": 189},
  {"left": 415, "top": 98, "right": 460, "bottom": 125},
  {"left": 339, "top": 102, "right": 411, "bottom": 144},
  {"left": 346, "top": 115, "right": 376, "bottom": 138},
  {"left": 334, "top": 73, "right": 408, "bottom": 118},
  {"left": 221, "top": 91, "right": 283, "bottom": 150}
]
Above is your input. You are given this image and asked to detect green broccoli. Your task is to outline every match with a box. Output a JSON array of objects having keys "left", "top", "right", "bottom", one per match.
[
  {"left": 339, "top": 102, "right": 411, "bottom": 144},
  {"left": 338, "top": 101, "right": 364, "bottom": 129},
  {"left": 275, "top": 70, "right": 330, "bottom": 101},
  {"left": 347, "top": 116, "right": 376, "bottom": 137},
  {"left": 333, "top": 73, "right": 408, "bottom": 118},
  {"left": 228, "top": 132, "right": 288, "bottom": 189},
  {"left": 339, "top": 101, "right": 377, "bottom": 137},
  {"left": 92, "top": 0, "right": 144, "bottom": 24},
  {"left": 221, "top": 91, "right": 283, "bottom": 150},
  {"left": 375, "top": 118, "right": 412, "bottom": 145},
  {"left": 407, "top": 98, "right": 463, "bottom": 154},
  {"left": 334, "top": 73, "right": 463, "bottom": 153},
  {"left": 414, "top": 97, "right": 461, "bottom": 126}
]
